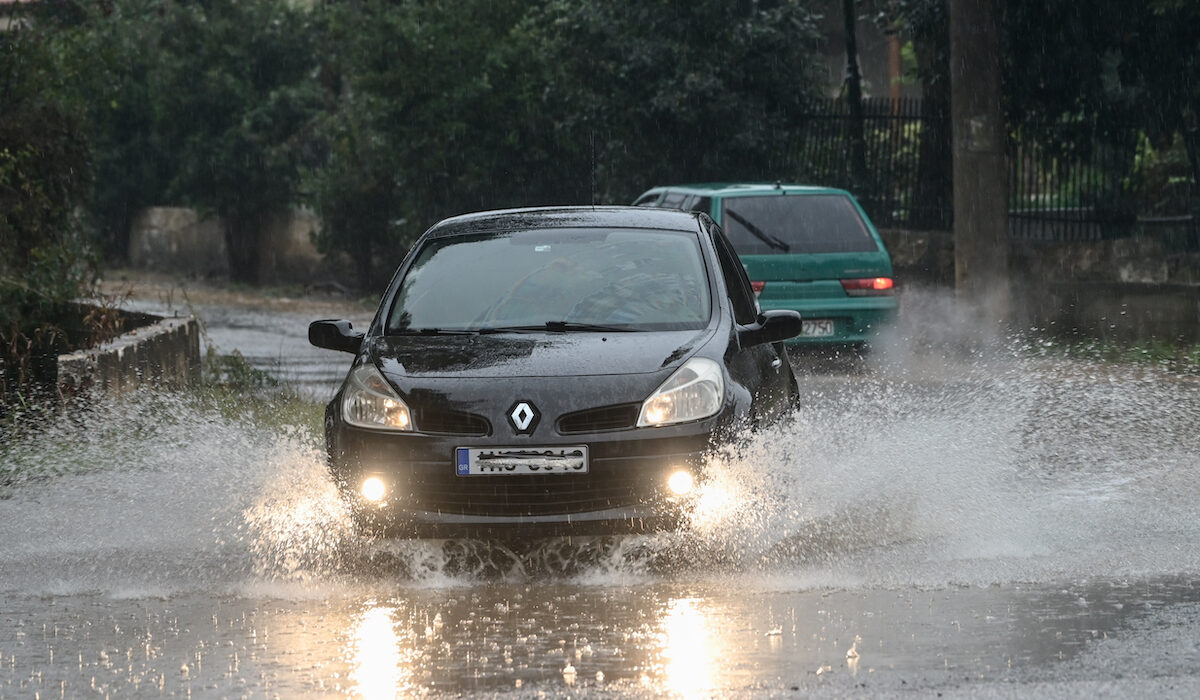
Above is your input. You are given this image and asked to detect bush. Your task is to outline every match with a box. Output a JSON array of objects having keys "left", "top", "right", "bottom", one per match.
[{"left": 0, "top": 19, "right": 97, "bottom": 407}]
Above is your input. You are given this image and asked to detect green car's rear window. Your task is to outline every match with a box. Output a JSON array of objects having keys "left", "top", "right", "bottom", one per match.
[{"left": 721, "top": 194, "right": 878, "bottom": 254}]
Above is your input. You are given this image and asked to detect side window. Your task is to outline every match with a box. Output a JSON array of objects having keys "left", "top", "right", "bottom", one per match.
[
  {"left": 709, "top": 222, "right": 758, "bottom": 325},
  {"left": 689, "top": 196, "right": 712, "bottom": 215}
]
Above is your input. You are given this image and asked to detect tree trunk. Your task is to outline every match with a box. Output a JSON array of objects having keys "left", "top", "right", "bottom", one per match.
[
  {"left": 913, "top": 15, "right": 952, "bottom": 231},
  {"left": 223, "top": 213, "right": 264, "bottom": 285}
]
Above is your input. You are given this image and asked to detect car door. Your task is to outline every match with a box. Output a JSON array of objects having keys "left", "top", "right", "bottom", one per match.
[{"left": 706, "top": 219, "right": 792, "bottom": 421}]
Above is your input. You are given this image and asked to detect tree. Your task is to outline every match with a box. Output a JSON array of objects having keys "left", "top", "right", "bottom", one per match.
[
  {"left": 842, "top": 0, "right": 870, "bottom": 193},
  {"left": 308, "top": 0, "right": 541, "bottom": 288},
  {"left": 155, "top": 0, "right": 321, "bottom": 283},
  {"left": 999, "top": 0, "right": 1200, "bottom": 223},
  {"left": 0, "top": 13, "right": 95, "bottom": 403},
  {"left": 950, "top": 0, "right": 1008, "bottom": 318},
  {"left": 70, "top": 0, "right": 175, "bottom": 262},
  {"left": 518, "top": 0, "right": 825, "bottom": 203}
]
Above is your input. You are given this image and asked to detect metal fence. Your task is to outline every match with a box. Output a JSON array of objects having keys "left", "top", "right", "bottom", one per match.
[
  {"left": 794, "top": 99, "right": 1198, "bottom": 245},
  {"left": 793, "top": 97, "right": 952, "bottom": 230},
  {"left": 1009, "top": 122, "right": 1198, "bottom": 244}
]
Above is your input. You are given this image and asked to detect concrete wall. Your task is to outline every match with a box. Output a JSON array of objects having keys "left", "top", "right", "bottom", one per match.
[
  {"left": 129, "top": 207, "right": 228, "bottom": 277},
  {"left": 129, "top": 207, "right": 327, "bottom": 284},
  {"left": 881, "top": 228, "right": 1200, "bottom": 341},
  {"left": 259, "top": 208, "right": 326, "bottom": 284},
  {"left": 57, "top": 312, "right": 201, "bottom": 397}
]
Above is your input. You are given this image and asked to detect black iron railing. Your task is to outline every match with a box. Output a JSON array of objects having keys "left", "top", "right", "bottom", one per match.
[
  {"left": 792, "top": 99, "right": 1198, "bottom": 246},
  {"left": 793, "top": 97, "right": 952, "bottom": 230}
]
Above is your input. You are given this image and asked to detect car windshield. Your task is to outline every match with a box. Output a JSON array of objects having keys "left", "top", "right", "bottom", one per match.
[
  {"left": 721, "top": 194, "right": 878, "bottom": 254},
  {"left": 386, "top": 228, "right": 711, "bottom": 333}
]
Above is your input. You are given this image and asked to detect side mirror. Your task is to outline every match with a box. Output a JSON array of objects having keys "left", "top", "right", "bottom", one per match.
[
  {"left": 309, "top": 319, "right": 364, "bottom": 354},
  {"left": 738, "top": 310, "right": 803, "bottom": 348}
]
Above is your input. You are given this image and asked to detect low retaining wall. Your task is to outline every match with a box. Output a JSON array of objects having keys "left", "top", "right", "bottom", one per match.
[
  {"left": 1032, "top": 281, "right": 1200, "bottom": 342},
  {"left": 57, "top": 313, "right": 201, "bottom": 396},
  {"left": 880, "top": 228, "right": 1200, "bottom": 341}
]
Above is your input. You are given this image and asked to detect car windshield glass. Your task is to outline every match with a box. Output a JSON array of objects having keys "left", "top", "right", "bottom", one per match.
[
  {"left": 386, "top": 228, "right": 711, "bottom": 333},
  {"left": 721, "top": 194, "right": 878, "bottom": 254}
]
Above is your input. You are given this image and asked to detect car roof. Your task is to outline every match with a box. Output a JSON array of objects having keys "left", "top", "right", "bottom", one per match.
[
  {"left": 641, "top": 183, "right": 851, "bottom": 197},
  {"left": 426, "top": 206, "right": 707, "bottom": 238}
]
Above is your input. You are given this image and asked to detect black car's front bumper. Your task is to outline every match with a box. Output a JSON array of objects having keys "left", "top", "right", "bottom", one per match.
[{"left": 329, "top": 420, "right": 718, "bottom": 538}]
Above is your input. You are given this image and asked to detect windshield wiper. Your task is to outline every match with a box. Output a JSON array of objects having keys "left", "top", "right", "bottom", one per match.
[
  {"left": 477, "top": 321, "right": 636, "bottom": 334},
  {"left": 725, "top": 208, "right": 791, "bottom": 252},
  {"left": 544, "top": 321, "right": 635, "bottom": 333},
  {"left": 395, "top": 327, "right": 480, "bottom": 335}
]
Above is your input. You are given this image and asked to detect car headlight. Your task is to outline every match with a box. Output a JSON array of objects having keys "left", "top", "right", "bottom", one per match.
[
  {"left": 341, "top": 363, "right": 413, "bottom": 431},
  {"left": 637, "top": 357, "right": 724, "bottom": 427}
]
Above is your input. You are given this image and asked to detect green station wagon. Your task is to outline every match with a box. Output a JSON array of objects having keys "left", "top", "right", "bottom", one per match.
[{"left": 634, "top": 183, "right": 897, "bottom": 347}]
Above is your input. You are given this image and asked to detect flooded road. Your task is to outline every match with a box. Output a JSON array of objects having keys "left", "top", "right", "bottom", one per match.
[{"left": 3, "top": 285, "right": 1200, "bottom": 697}]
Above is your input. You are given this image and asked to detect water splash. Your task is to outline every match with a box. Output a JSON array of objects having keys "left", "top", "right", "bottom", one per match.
[{"left": 2, "top": 330, "right": 1199, "bottom": 592}]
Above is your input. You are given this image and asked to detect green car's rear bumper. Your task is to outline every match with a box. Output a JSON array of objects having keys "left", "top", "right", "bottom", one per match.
[{"left": 761, "top": 296, "right": 898, "bottom": 345}]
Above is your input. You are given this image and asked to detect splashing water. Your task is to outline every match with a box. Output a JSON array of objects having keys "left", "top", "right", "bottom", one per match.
[{"left": 2, "top": 331, "right": 1199, "bottom": 593}]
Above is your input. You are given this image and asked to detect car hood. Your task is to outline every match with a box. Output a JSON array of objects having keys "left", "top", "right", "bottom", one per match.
[{"left": 369, "top": 329, "right": 713, "bottom": 379}]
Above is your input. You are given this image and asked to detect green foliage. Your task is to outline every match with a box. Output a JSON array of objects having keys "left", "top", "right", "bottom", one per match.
[
  {"left": 0, "top": 15, "right": 97, "bottom": 405},
  {"left": 194, "top": 348, "right": 324, "bottom": 437},
  {"left": 155, "top": 0, "right": 322, "bottom": 283},
  {"left": 201, "top": 347, "right": 278, "bottom": 393},
  {"left": 307, "top": 0, "right": 548, "bottom": 288},
  {"left": 30, "top": 0, "right": 322, "bottom": 280},
  {"left": 1000, "top": 1, "right": 1199, "bottom": 168},
  {"left": 519, "top": 0, "right": 825, "bottom": 203},
  {"left": 306, "top": 0, "right": 825, "bottom": 288},
  {"left": 7, "top": 0, "right": 831, "bottom": 295},
  {"left": 65, "top": 0, "right": 175, "bottom": 261},
  {"left": 1032, "top": 336, "right": 1200, "bottom": 375},
  {"left": 998, "top": 0, "right": 1200, "bottom": 221}
]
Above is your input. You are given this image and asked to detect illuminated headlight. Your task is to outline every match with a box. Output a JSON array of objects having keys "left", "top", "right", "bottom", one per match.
[
  {"left": 667, "top": 469, "right": 695, "bottom": 496},
  {"left": 361, "top": 476, "right": 387, "bottom": 502},
  {"left": 637, "top": 357, "right": 724, "bottom": 427},
  {"left": 342, "top": 364, "right": 413, "bottom": 431}
]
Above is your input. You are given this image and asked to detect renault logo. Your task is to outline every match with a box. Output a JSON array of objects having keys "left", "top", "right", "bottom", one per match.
[{"left": 507, "top": 400, "right": 540, "bottom": 434}]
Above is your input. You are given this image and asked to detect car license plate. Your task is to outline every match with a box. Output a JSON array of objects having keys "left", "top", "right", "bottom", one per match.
[
  {"left": 801, "top": 319, "right": 835, "bottom": 337},
  {"left": 455, "top": 446, "right": 589, "bottom": 476}
]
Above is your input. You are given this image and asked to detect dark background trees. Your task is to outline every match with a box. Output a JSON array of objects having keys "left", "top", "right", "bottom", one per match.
[
  {"left": 1, "top": 4, "right": 95, "bottom": 401},
  {"left": 3, "top": 0, "right": 1198, "bottom": 324},
  {"left": 1000, "top": 0, "right": 1200, "bottom": 193},
  {"left": 155, "top": 0, "right": 322, "bottom": 284},
  {"left": 307, "top": 0, "right": 826, "bottom": 287}
]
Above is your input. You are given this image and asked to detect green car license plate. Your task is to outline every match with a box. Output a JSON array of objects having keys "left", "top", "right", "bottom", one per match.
[{"left": 801, "top": 319, "right": 834, "bottom": 337}]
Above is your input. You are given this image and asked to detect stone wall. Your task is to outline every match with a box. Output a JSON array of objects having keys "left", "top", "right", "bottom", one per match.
[
  {"left": 258, "top": 209, "right": 327, "bottom": 283},
  {"left": 129, "top": 207, "right": 227, "bottom": 277},
  {"left": 880, "top": 228, "right": 1200, "bottom": 341},
  {"left": 57, "top": 312, "right": 201, "bottom": 396},
  {"left": 129, "top": 207, "right": 328, "bottom": 284}
]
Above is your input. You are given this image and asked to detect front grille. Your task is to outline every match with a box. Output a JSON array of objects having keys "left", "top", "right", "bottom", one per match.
[
  {"left": 407, "top": 465, "right": 677, "bottom": 516},
  {"left": 343, "top": 428, "right": 711, "bottom": 518},
  {"left": 557, "top": 404, "right": 640, "bottom": 434},
  {"left": 413, "top": 408, "right": 491, "bottom": 436}
]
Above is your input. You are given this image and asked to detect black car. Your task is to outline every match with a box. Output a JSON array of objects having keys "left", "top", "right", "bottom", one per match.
[{"left": 310, "top": 206, "right": 802, "bottom": 538}]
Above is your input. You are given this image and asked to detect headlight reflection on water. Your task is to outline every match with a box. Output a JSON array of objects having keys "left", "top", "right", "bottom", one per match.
[
  {"left": 658, "top": 598, "right": 718, "bottom": 696},
  {"left": 349, "top": 605, "right": 412, "bottom": 700}
]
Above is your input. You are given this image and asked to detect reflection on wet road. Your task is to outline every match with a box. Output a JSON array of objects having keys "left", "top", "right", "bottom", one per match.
[
  {"left": 3, "top": 578, "right": 1199, "bottom": 697},
  {"left": 3, "top": 288, "right": 1200, "bottom": 697}
]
